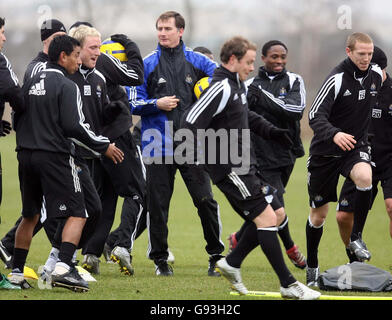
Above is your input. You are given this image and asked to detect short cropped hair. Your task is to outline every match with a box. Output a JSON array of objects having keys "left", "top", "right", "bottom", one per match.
[
  {"left": 194, "top": 46, "right": 212, "bottom": 55},
  {"left": 156, "top": 11, "right": 185, "bottom": 30},
  {"left": 262, "top": 40, "right": 288, "bottom": 56},
  {"left": 0, "top": 17, "right": 5, "bottom": 29},
  {"left": 346, "top": 32, "right": 373, "bottom": 51},
  {"left": 220, "top": 36, "right": 257, "bottom": 64},
  {"left": 48, "top": 34, "right": 80, "bottom": 63},
  {"left": 68, "top": 25, "right": 101, "bottom": 47}
]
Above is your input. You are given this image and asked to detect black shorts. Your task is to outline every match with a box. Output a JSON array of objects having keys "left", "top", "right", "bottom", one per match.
[
  {"left": 18, "top": 150, "right": 88, "bottom": 219},
  {"left": 307, "top": 144, "right": 371, "bottom": 208},
  {"left": 258, "top": 164, "right": 294, "bottom": 207},
  {"left": 216, "top": 167, "right": 278, "bottom": 221},
  {"left": 337, "top": 166, "right": 392, "bottom": 212},
  {"left": 100, "top": 130, "right": 146, "bottom": 199}
]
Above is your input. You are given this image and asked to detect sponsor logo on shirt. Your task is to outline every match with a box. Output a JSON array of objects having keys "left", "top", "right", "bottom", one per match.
[
  {"left": 158, "top": 77, "right": 167, "bottom": 85},
  {"left": 29, "top": 79, "right": 46, "bottom": 96}
]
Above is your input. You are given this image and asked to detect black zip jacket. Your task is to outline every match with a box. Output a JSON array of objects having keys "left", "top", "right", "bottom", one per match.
[
  {"left": 309, "top": 58, "right": 383, "bottom": 156},
  {"left": 247, "top": 66, "right": 306, "bottom": 169},
  {"left": 23, "top": 47, "right": 144, "bottom": 141},
  {"left": 0, "top": 52, "right": 24, "bottom": 121},
  {"left": 23, "top": 51, "right": 48, "bottom": 85},
  {"left": 96, "top": 45, "right": 144, "bottom": 139},
  {"left": 132, "top": 40, "right": 217, "bottom": 143},
  {"left": 369, "top": 73, "right": 392, "bottom": 173},
  {"left": 183, "top": 66, "right": 278, "bottom": 184},
  {"left": 16, "top": 63, "right": 110, "bottom": 155},
  {"left": 68, "top": 65, "right": 112, "bottom": 159}
]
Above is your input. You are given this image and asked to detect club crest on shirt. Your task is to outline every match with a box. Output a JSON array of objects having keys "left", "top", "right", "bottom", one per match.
[
  {"left": 96, "top": 84, "right": 102, "bottom": 98},
  {"left": 278, "top": 87, "right": 287, "bottom": 98},
  {"left": 370, "top": 83, "right": 377, "bottom": 96},
  {"left": 185, "top": 74, "right": 193, "bottom": 84},
  {"left": 388, "top": 104, "right": 392, "bottom": 116}
]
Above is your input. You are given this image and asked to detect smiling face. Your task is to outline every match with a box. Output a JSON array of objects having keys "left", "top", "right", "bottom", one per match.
[
  {"left": 234, "top": 49, "right": 257, "bottom": 81},
  {"left": 346, "top": 41, "right": 374, "bottom": 71},
  {"left": 156, "top": 17, "right": 183, "bottom": 48},
  {"left": 80, "top": 35, "right": 101, "bottom": 69},
  {"left": 262, "top": 44, "right": 287, "bottom": 73}
]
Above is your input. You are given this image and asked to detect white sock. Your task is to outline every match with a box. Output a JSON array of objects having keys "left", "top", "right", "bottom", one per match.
[
  {"left": 72, "top": 249, "right": 78, "bottom": 264},
  {"left": 53, "top": 262, "right": 70, "bottom": 275},
  {"left": 44, "top": 247, "right": 60, "bottom": 273}
]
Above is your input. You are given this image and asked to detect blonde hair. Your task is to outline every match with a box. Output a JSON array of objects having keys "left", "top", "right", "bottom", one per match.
[
  {"left": 69, "top": 25, "right": 101, "bottom": 47},
  {"left": 346, "top": 32, "right": 373, "bottom": 51}
]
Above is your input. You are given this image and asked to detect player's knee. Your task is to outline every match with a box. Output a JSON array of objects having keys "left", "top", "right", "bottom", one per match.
[
  {"left": 274, "top": 207, "right": 286, "bottom": 225},
  {"left": 24, "top": 214, "right": 40, "bottom": 225},
  {"left": 355, "top": 178, "right": 372, "bottom": 189},
  {"left": 336, "top": 210, "right": 353, "bottom": 226},
  {"left": 309, "top": 206, "right": 328, "bottom": 227},
  {"left": 352, "top": 170, "right": 372, "bottom": 188}
]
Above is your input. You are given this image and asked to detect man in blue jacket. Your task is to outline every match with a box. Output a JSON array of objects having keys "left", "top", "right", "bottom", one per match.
[{"left": 132, "top": 11, "right": 224, "bottom": 276}]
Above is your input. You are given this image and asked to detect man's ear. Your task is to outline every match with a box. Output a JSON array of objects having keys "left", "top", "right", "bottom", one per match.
[
  {"left": 178, "top": 27, "right": 184, "bottom": 38},
  {"left": 228, "top": 54, "right": 237, "bottom": 66},
  {"left": 58, "top": 51, "right": 67, "bottom": 64},
  {"left": 345, "top": 47, "right": 351, "bottom": 57}
]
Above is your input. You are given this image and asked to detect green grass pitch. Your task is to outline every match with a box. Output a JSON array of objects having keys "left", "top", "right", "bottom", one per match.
[{"left": 0, "top": 133, "right": 391, "bottom": 300}]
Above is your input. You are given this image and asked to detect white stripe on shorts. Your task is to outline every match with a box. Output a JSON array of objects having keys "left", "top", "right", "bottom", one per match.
[
  {"left": 69, "top": 156, "right": 81, "bottom": 193},
  {"left": 228, "top": 172, "right": 251, "bottom": 199}
]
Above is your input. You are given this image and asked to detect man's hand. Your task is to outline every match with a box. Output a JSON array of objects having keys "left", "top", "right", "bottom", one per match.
[
  {"left": 156, "top": 96, "right": 180, "bottom": 111},
  {"left": 269, "top": 127, "right": 293, "bottom": 148},
  {"left": 110, "top": 34, "right": 132, "bottom": 48},
  {"left": 247, "top": 84, "right": 262, "bottom": 99},
  {"left": 333, "top": 132, "right": 356, "bottom": 151},
  {"left": 104, "top": 143, "right": 124, "bottom": 164},
  {"left": 0, "top": 120, "right": 11, "bottom": 137}
]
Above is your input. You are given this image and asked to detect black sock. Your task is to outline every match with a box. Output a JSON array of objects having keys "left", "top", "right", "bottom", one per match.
[
  {"left": 257, "top": 227, "right": 296, "bottom": 288},
  {"left": 235, "top": 220, "right": 252, "bottom": 242},
  {"left": 306, "top": 218, "right": 323, "bottom": 268},
  {"left": 346, "top": 248, "right": 359, "bottom": 263},
  {"left": 58, "top": 242, "right": 76, "bottom": 267},
  {"left": 226, "top": 222, "right": 258, "bottom": 268},
  {"left": 351, "top": 186, "right": 372, "bottom": 241},
  {"left": 12, "top": 248, "right": 29, "bottom": 272},
  {"left": 277, "top": 216, "right": 294, "bottom": 250}
]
